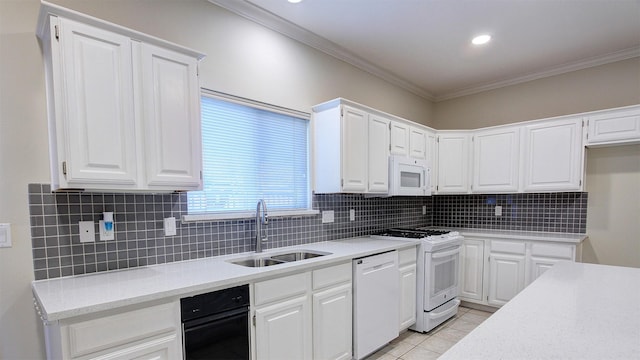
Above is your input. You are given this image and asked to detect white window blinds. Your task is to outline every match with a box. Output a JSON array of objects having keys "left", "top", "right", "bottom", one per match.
[{"left": 188, "top": 94, "right": 310, "bottom": 214}]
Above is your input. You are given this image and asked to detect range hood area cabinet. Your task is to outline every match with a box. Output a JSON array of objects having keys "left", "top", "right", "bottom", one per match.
[
  {"left": 37, "top": 1, "right": 205, "bottom": 192},
  {"left": 313, "top": 99, "right": 391, "bottom": 194}
]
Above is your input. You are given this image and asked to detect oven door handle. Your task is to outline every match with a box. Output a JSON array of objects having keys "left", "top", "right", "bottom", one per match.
[{"left": 431, "top": 247, "right": 460, "bottom": 259}]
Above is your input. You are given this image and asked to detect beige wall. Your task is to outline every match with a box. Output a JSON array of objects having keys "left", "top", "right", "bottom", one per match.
[
  {"left": 584, "top": 145, "right": 640, "bottom": 268},
  {"left": 433, "top": 58, "right": 640, "bottom": 129}
]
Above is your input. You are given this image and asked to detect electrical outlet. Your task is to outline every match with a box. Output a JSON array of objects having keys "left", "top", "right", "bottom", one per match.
[
  {"left": 495, "top": 205, "right": 503, "bottom": 216},
  {"left": 350, "top": 209, "right": 355, "bottom": 221},
  {"left": 164, "top": 217, "right": 177, "bottom": 236},
  {"left": 322, "top": 210, "right": 334, "bottom": 223},
  {"left": 79, "top": 221, "right": 95, "bottom": 243},
  {"left": 422, "top": 206, "right": 427, "bottom": 215},
  {"left": 0, "top": 223, "right": 12, "bottom": 248}
]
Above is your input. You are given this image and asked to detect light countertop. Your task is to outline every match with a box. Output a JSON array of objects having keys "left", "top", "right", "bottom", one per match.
[
  {"left": 440, "top": 261, "right": 640, "bottom": 359},
  {"left": 452, "top": 228, "right": 587, "bottom": 243},
  {"left": 32, "top": 237, "right": 419, "bottom": 322}
]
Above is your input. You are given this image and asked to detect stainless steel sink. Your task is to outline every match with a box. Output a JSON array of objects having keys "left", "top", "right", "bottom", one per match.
[
  {"left": 228, "top": 250, "right": 331, "bottom": 267},
  {"left": 270, "top": 251, "right": 326, "bottom": 262},
  {"left": 230, "top": 258, "right": 286, "bottom": 267}
]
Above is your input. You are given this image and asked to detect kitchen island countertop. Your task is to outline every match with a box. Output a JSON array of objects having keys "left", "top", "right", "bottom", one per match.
[{"left": 440, "top": 261, "right": 640, "bottom": 359}]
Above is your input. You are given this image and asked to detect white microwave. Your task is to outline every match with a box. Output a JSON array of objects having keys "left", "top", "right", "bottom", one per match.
[{"left": 388, "top": 155, "right": 430, "bottom": 196}]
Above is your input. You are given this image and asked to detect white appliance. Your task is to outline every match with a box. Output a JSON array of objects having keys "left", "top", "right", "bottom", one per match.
[
  {"left": 353, "top": 251, "right": 399, "bottom": 360},
  {"left": 372, "top": 228, "right": 463, "bottom": 333},
  {"left": 388, "top": 155, "right": 430, "bottom": 196}
]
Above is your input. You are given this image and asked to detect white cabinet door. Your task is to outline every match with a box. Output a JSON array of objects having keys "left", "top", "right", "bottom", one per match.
[
  {"left": 140, "top": 43, "right": 202, "bottom": 190},
  {"left": 529, "top": 257, "right": 560, "bottom": 283},
  {"left": 312, "top": 283, "right": 352, "bottom": 360},
  {"left": 522, "top": 118, "right": 583, "bottom": 191},
  {"left": 460, "top": 239, "right": 485, "bottom": 302},
  {"left": 409, "top": 126, "right": 427, "bottom": 159},
  {"left": 57, "top": 18, "right": 138, "bottom": 188},
  {"left": 398, "top": 263, "right": 417, "bottom": 331},
  {"left": 85, "top": 333, "right": 180, "bottom": 360},
  {"left": 255, "top": 295, "right": 312, "bottom": 360},
  {"left": 341, "top": 106, "right": 368, "bottom": 192},
  {"left": 488, "top": 252, "right": 526, "bottom": 307},
  {"left": 586, "top": 106, "right": 640, "bottom": 146},
  {"left": 473, "top": 127, "right": 520, "bottom": 193},
  {"left": 368, "top": 115, "right": 390, "bottom": 193},
  {"left": 426, "top": 130, "right": 437, "bottom": 193},
  {"left": 390, "top": 121, "right": 410, "bottom": 156},
  {"left": 437, "top": 132, "right": 471, "bottom": 193}
]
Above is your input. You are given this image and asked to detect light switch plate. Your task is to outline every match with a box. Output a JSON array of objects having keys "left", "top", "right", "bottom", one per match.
[
  {"left": 422, "top": 206, "right": 427, "bottom": 215},
  {"left": 164, "top": 217, "right": 177, "bottom": 236},
  {"left": 0, "top": 223, "right": 12, "bottom": 248},
  {"left": 349, "top": 209, "right": 355, "bottom": 221},
  {"left": 79, "top": 221, "right": 95, "bottom": 243},
  {"left": 322, "top": 210, "right": 334, "bottom": 223},
  {"left": 495, "top": 205, "right": 503, "bottom": 216}
]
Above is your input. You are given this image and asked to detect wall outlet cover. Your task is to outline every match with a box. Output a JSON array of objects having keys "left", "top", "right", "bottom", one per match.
[
  {"left": 495, "top": 205, "right": 503, "bottom": 216},
  {"left": 322, "top": 210, "right": 335, "bottom": 223},
  {"left": 422, "top": 206, "right": 427, "bottom": 215},
  {"left": 164, "top": 217, "right": 177, "bottom": 236},
  {"left": 99, "top": 220, "right": 115, "bottom": 241},
  {"left": 349, "top": 209, "right": 355, "bottom": 221},
  {"left": 0, "top": 223, "right": 11, "bottom": 248},
  {"left": 79, "top": 221, "right": 95, "bottom": 243}
]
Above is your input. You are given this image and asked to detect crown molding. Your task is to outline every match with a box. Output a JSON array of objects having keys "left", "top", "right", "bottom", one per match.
[
  {"left": 208, "top": 0, "right": 435, "bottom": 101},
  {"left": 435, "top": 47, "right": 640, "bottom": 101},
  {"left": 209, "top": 0, "right": 639, "bottom": 103}
]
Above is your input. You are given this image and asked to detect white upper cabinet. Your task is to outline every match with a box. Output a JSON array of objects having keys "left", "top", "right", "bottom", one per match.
[
  {"left": 437, "top": 132, "right": 471, "bottom": 193},
  {"left": 368, "top": 114, "right": 391, "bottom": 193},
  {"left": 472, "top": 126, "right": 520, "bottom": 193},
  {"left": 37, "top": 3, "right": 205, "bottom": 192},
  {"left": 521, "top": 117, "right": 584, "bottom": 192},
  {"left": 139, "top": 43, "right": 202, "bottom": 189},
  {"left": 390, "top": 121, "right": 410, "bottom": 156},
  {"left": 585, "top": 105, "right": 640, "bottom": 147},
  {"left": 390, "top": 121, "right": 427, "bottom": 159},
  {"left": 313, "top": 100, "right": 389, "bottom": 194},
  {"left": 52, "top": 18, "right": 139, "bottom": 188}
]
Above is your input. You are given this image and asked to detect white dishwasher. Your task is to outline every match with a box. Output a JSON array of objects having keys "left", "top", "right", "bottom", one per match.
[{"left": 353, "top": 250, "right": 399, "bottom": 360}]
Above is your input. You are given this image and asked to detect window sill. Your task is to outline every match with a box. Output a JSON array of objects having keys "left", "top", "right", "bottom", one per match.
[{"left": 182, "top": 209, "right": 320, "bottom": 223}]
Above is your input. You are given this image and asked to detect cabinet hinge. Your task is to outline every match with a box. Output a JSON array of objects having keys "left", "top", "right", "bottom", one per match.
[
  {"left": 487, "top": 295, "right": 489, "bottom": 301},
  {"left": 252, "top": 315, "right": 256, "bottom": 326},
  {"left": 196, "top": 64, "right": 199, "bottom": 77},
  {"left": 341, "top": 179, "right": 344, "bottom": 187},
  {"left": 389, "top": 144, "right": 391, "bottom": 151},
  {"left": 200, "top": 171, "right": 203, "bottom": 180},
  {"left": 579, "top": 180, "right": 582, "bottom": 186},
  {"left": 340, "top": 108, "right": 343, "bottom": 117},
  {"left": 436, "top": 185, "right": 439, "bottom": 191},
  {"left": 437, "top": 137, "right": 440, "bottom": 143},
  {"left": 54, "top": 25, "right": 59, "bottom": 40},
  {"left": 62, "top": 161, "right": 67, "bottom": 176}
]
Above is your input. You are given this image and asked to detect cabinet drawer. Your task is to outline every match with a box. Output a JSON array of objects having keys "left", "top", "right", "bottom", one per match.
[
  {"left": 491, "top": 240, "right": 526, "bottom": 255},
  {"left": 255, "top": 272, "right": 311, "bottom": 306},
  {"left": 64, "top": 301, "right": 178, "bottom": 358},
  {"left": 313, "top": 262, "right": 351, "bottom": 290},
  {"left": 398, "top": 247, "right": 417, "bottom": 267},
  {"left": 530, "top": 243, "right": 574, "bottom": 259}
]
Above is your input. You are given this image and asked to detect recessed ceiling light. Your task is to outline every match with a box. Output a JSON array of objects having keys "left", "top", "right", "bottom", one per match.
[
  {"left": 472, "top": 34, "right": 491, "bottom": 45},
  {"left": 288, "top": 0, "right": 303, "bottom": 3}
]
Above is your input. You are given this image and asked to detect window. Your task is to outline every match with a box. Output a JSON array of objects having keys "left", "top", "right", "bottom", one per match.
[{"left": 187, "top": 92, "right": 310, "bottom": 216}]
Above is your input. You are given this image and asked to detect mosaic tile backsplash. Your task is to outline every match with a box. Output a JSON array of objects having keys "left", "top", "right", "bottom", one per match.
[
  {"left": 29, "top": 184, "right": 588, "bottom": 280},
  {"left": 432, "top": 192, "right": 588, "bottom": 233},
  {"left": 28, "top": 184, "right": 431, "bottom": 280}
]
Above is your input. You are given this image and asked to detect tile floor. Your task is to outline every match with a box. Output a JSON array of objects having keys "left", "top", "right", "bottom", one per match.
[{"left": 366, "top": 306, "right": 494, "bottom": 360}]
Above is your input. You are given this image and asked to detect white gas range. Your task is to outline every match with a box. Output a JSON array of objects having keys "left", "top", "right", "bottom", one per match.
[{"left": 372, "top": 228, "right": 463, "bottom": 332}]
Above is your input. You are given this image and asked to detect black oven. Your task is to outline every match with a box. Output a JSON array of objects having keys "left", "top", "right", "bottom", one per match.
[{"left": 181, "top": 285, "right": 250, "bottom": 360}]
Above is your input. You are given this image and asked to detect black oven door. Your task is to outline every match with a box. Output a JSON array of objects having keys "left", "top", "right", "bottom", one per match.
[{"left": 182, "top": 307, "right": 250, "bottom": 360}]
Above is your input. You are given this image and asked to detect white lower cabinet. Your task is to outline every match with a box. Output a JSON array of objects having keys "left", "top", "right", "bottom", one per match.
[
  {"left": 43, "top": 301, "right": 181, "bottom": 360},
  {"left": 252, "top": 262, "right": 352, "bottom": 360},
  {"left": 398, "top": 247, "right": 417, "bottom": 331},
  {"left": 459, "top": 239, "right": 485, "bottom": 302},
  {"left": 458, "top": 235, "right": 581, "bottom": 308},
  {"left": 488, "top": 246, "right": 526, "bottom": 307}
]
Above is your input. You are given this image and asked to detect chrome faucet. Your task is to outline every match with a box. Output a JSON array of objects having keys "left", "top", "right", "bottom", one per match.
[{"left": 255, "top": 199, "right": 269, "bottom": 253}]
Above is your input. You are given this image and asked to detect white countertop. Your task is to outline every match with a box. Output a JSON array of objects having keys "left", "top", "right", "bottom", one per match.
[
  {"left": 32, "top": 237, "right": 419, "bottom": 322},
  {"left": 440, "top": 261, "right": 640, "bottom": 360},
  {"left": 452, "top": 228, "right": 587, "bottom": 243}
]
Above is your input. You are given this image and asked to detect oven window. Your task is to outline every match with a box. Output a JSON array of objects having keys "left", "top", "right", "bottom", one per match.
[
  {"left": 400, "top": 171, "right": 421, "bottom": 188},
  {"left": 434, "top": 258, "right": 457, "bottom": 295}
]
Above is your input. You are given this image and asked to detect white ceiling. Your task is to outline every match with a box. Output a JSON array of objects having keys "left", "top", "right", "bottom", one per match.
[{"left": 211, "top": 0, "right": 640, "bottom": 101}]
